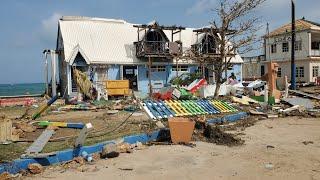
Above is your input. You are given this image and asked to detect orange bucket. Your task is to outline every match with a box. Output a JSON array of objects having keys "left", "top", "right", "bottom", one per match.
[{"left": 168, "top": 117, "right": 195, "bottom": 144}]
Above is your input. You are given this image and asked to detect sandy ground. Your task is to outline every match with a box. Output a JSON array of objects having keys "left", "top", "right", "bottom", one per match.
[{"left": 28, "top": 116, "right": 320, "bottom": 180}]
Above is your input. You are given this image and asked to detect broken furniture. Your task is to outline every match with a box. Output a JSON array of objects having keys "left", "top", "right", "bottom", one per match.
[{"left": 106, "top": 80, "right": 130, "bottom": 96}]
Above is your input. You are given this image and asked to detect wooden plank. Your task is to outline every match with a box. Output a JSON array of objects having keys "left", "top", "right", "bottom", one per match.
[
  {"left": 289, "top": 90, "right": 320, "bottom": 100},
  {"left": 26, "top": 129, "right": 55, "bottom": 154}
]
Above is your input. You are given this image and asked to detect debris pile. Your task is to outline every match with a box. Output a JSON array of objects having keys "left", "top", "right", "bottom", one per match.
[{"left": 204, "top": 124, "right": 244, "bottom": 146}]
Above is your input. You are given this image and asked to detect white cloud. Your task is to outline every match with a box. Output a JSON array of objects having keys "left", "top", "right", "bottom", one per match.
[
  {"left": 40, "top": 12, "right": 62, "bottom": 43},
  {"left": 186, "top": 0, "right": 217, "bottom": 15}
]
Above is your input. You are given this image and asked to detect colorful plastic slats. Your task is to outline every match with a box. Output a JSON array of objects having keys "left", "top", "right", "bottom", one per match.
[
  {"left": 218, "top": 100, "right": 238, "bottom": 112},
  {"left": 198, "top": 99, "right": 220, "bottom": 114},
  {"left": 211, "top": 100, "right": 229, "bottom": 113},
  {"left": 166, "top": 100, "right": 191, "bottom": 116},
  {"left": 143, "top": 99, "right": 238, "bottom": 119},
  {"left": 144, "top": 100, "right": 163, "bottom": 119},
  {"left": 183, "top": 100, "right": 207, "bottom": 115},
  {"left": 210, "top": 100, "right": 238, "bottom": 113}
]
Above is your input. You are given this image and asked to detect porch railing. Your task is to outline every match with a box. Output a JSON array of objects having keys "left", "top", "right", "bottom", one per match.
[
  {"left": 191, "top": 43, "right": 218, "bottom": 55},
  {"left": 135, "top": 41, "right": 181, "bottom": 57}
]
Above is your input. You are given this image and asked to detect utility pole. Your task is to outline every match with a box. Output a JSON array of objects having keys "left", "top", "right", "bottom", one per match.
[{"left": 290, "top": 0, "right": 296, "bottom": 90}]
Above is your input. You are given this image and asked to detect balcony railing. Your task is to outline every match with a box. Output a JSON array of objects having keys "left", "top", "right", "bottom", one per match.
[
  {"left": 135, "top": 41, "right": 182, "bottom": 58},
  {"left": 191, "top": 43, "right": 218, "bottom": 56},
  {"left": 311, "top": 49, "right": 320, "bottom": 56}
]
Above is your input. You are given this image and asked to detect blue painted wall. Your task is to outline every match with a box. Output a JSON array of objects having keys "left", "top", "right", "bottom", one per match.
[
  {"left": 109, "top": 63, "right": 242, "bottom": 95},
  {"left": 167, "top": 65, "right": 198, "bottom": 83},
  {"left": 138, "top": 65, "right": 199, "bottom": 94},
  {"left": 107, "top": 65, "right": 120, "bottom": 80},
  {"left": 137, "top": 65, "right": 168, "bottom": 94}
]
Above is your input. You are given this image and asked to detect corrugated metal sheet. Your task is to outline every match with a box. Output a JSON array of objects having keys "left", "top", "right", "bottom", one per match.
[
  {"left": 59, "top": 17, "right": 140, "bottom": 65},
  {"left": 58, "top": 16, "right": 243, "bottom": 65}
]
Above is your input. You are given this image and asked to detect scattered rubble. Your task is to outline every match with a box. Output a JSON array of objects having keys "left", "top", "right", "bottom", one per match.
[
  {"left": 0, "top": 172, "right": 11, "bottom": 180},
  {"left": 203, "top": 124, "right": 244, "bottom": 146},
  {"left": 101, "top": 144, "right": 119, "bottom": 158},
  {"left": 2, "top": 59, "right": 320, "bottom": 178},
  {"left": 28, "top": 163, "right": 44, "bottom": 174},
  {"left": 15, "top": 122, "right": 36, "bottom": 133}
]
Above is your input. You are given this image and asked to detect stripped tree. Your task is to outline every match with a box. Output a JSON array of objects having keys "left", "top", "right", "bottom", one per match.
[{"left": 185, "top": 0, "right": 266, "bottom": 97}]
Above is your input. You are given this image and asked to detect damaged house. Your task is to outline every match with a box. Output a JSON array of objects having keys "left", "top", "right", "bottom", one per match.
[{"left": 55, "top": 16, "right": 243, "bottom": 98}]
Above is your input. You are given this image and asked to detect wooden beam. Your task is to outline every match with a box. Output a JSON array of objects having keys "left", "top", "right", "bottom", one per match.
[
  {"left": 133, "top": 24, "right": 186, "bottom": 30},
  {"left": 172, "top": 30, "right": 182, "bottom": 35}
]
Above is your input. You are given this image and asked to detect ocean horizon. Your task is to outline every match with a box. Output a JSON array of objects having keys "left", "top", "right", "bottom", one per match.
[{"left": 0, "top": 83, "right": 45, "bottom": 96}]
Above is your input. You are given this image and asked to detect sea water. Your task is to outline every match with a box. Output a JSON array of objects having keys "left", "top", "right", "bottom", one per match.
[{"left": 0, "top": 83, "right": 45, "bottom": 96}]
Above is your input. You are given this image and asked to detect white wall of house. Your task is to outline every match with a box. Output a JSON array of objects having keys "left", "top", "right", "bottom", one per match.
[
  {"left": 265, "top": 31, "right": 310, "bottom": 61},
  {"left": 263, "top": 30, "right": 320, "bottom": 83}
]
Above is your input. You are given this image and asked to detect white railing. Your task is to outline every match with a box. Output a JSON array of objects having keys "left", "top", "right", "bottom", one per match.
[{"left": 311, "top": 49, "right": 320, "bottom": 56}]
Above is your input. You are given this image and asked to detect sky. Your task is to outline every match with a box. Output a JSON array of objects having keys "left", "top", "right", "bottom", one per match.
[{"left": 0, "top": 0, "right": 319, "bottom": 84}]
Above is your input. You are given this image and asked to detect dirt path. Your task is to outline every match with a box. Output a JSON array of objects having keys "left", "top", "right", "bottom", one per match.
[{"left": 29, "top": 117, "right": 320, "bottom": 180}]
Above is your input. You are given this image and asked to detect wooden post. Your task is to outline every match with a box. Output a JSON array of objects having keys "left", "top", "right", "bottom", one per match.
[
  {"left": 148, "top": 56, "right": 152, "bottom": 97},
  {"left": 51, "top": 51, "right": 57, "bottom": 97},
  {"left": 44, "top": 53, "right": 49, "bottom": 95}
]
